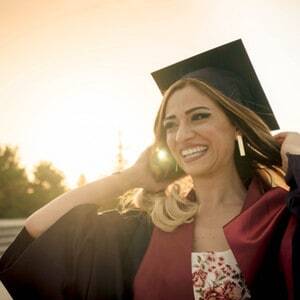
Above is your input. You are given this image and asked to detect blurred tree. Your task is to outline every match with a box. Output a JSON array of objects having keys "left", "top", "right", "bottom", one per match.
[
  {"left": 0, "top": 145, "right": 68, "bottom": 218},
  {"left": 0, "top": 146, "right": 30, "bottom": 218},
  {"left": 28, "top": 161, "right": 67, "bottom": 214}
]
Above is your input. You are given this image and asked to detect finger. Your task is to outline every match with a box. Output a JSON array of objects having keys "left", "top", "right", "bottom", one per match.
[
  {"left": 273, "top": 137, "right": 285, "bottom": 145},
  {"left": 273, "top": 131, "right": 299, "bottom": 138},
  {"left": 273, "top": 132, "right": 289, "bottom": 139},
  {"left": 273, "top": 132, "right": 289, "bottom": 144}
]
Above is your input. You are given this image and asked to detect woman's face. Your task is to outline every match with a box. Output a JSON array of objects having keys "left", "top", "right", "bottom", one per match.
[{"left": 163, "top": 84, "right": 237, "bottom": 178}]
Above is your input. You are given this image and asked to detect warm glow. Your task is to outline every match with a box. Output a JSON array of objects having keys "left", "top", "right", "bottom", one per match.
[
  {"left": 157, "top": 149, "right": 169, "bottom": 161},
  {"left": 1, "top": 1, "right": 299, "bottom": 187}
]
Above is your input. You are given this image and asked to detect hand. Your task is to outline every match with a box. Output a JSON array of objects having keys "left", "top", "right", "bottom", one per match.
[
  {"left": 273, "top": 132, "right": 300, "bottom": 172},
  {"left": 127, "top": 147, "right": 174, "bottom": 193}
]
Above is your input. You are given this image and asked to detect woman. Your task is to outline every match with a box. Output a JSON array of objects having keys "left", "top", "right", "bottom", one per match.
[{"left": 1, "top": 40, "right": 300, "bottom": 300}]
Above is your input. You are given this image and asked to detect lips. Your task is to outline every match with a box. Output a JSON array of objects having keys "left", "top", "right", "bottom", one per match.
[{"left": 180, "top": 145, "right": 208, "bottom": 162}]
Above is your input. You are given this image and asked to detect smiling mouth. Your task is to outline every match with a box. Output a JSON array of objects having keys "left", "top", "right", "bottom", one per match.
[{"left": 180, "top": 145, "right": 208, "bottom": 161}]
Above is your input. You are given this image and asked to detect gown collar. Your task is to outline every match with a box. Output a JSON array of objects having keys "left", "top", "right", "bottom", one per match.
[
  {"left": 187, "top": 177, "right": 289, "bottom": 286},
  {"left": 134, "top": 178, "right": 292, "bottom": 300}
]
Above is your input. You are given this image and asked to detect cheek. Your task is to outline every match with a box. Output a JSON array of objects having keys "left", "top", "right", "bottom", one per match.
[
  {"left": 166, "top": 134, "right": 176, "bottom": 155},
  {"left": 214, "top": 131, "right": 236, "bottom": 156},
  {"left": 197, "top": 124, "right": 235, "bottom": 152}
]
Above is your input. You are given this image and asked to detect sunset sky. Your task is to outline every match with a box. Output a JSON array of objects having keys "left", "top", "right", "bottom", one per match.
[{"left": 1, "top": 0, "right": 300, "bottom": 187}]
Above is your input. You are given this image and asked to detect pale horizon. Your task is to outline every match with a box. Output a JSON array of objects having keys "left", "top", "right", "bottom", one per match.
[{"left": 1, "top": 0, "right": 300, "bottom": 187}]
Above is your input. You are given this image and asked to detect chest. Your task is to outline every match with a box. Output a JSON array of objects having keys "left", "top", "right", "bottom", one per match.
[{"left": 193, "top": 206, "right": 242, "bottom": 252}]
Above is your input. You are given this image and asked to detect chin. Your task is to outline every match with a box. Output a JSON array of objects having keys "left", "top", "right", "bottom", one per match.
[{"left": 181, "top": 164, "right": 212, "bottom": 178}]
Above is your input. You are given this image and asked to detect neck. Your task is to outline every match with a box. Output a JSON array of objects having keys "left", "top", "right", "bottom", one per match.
[{"left": 192, "top": 164, "right": 247, "bottom": 210}]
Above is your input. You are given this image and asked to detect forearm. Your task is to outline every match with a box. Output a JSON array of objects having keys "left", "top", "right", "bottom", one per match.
[{"left": 25, "top": 168, "right": 138, "bottom": 238}]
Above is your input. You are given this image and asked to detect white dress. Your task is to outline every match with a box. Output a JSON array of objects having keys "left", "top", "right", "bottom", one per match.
[{"left": 192, "top": 249, "right": 251, "bottom": 300}]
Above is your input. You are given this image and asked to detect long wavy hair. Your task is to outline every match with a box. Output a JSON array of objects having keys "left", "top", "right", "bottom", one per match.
[{"left": 121, "top": 78, "right": 285, "bottom": 232}]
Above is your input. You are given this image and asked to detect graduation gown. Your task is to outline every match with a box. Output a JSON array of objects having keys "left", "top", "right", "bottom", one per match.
[{"left": 0, "top": 154, "right": 299, "bottom": 300}]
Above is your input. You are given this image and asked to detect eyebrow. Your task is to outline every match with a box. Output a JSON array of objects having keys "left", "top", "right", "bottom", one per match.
[{"left": 164, "top": 106, "right": 210, "bottom": 120}]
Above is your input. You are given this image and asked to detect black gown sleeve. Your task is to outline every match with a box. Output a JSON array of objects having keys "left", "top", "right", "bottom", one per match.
[
  {"left": 0, "top": 204, "right": 153, "bottom": 300},
  {"left": 285, "top": 154, "right": 300, "bottom": 217},
  {"left": 284, "top": 154, "right": 300, "bottom": 299},
  {"left": 0, "top": 204, "right": 100, "bottom": 299}
]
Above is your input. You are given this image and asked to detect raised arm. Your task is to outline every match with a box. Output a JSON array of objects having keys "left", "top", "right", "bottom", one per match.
[{"left": 25, "top": 148, "right": 169, "bottom": 238}]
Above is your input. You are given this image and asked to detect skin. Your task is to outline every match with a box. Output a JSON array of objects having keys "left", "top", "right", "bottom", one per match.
[
  {"left": 164, "top": 85, "right": 248, "bottom": 251},
  {"left": 162, "top": 85, "right": 300, "bottom": 251},
  {"left": 25, "top": 85, "right": 300, "bottom": 243},
  {"left": 273, "top": 131, "right": 300, "bottom": 172},
  {"left": 164, "top": 85, "right": 244, "bottom": 193}
]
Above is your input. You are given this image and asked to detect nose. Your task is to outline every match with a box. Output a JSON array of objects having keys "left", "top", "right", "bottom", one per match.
[{"left": 175, "top": 122, "right": 195, "bottom": 143}]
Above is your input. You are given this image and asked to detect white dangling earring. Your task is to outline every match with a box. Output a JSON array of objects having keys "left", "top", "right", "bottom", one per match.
[{"left": 236, "top": 134, "right": 246, "bottom": 157}]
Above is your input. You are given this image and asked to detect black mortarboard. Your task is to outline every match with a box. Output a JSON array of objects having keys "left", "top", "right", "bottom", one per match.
[{"left": 151, "top": 39, "right": 279, "bottom": 130}]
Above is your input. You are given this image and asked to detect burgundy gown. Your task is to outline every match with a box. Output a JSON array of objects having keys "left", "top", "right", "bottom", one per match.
[{"left": 0, "top": 154, "right": 299, "bottom": 300}]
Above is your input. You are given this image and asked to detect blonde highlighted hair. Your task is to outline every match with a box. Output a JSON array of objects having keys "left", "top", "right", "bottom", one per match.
[{"left": 121, "top": 78, "right": 284, "bottom": 232}]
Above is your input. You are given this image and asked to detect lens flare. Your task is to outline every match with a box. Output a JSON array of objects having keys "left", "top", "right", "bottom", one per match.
[{"left": 157, "top": 149, "right": 169, "bottom": 161}]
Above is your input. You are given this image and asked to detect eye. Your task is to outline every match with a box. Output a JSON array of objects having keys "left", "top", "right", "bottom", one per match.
[
  {"left": 163, "top": 121, "right": 177, "bottom": 131},
  {"left": 191, "top": 112, "right": 211, "bottom": 121}
]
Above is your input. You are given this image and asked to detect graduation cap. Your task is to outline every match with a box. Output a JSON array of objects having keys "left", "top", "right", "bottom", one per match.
[{"left": 151, "top": 39, "right": 279, "bottom": 130}]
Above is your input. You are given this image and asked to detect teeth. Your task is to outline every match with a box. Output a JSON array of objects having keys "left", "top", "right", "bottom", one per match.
[{"left": 181, "top": 146, "right": 207, "bottom": 157}]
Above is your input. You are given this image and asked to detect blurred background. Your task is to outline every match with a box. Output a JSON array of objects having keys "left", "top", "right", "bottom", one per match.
[
  {"left": 0, "top": 0, "right": 299, "bottom": 224},
  {"left": 0, "top": 0, "right": 300, "bottom": 298}
]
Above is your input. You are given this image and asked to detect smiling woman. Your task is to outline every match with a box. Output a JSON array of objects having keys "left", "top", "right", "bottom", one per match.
[
  {"left": 164, "top": 85, "right": 238, "bottom": 178},
  {"left": 1, "top": 40, "right": 300, "bottom": 300},
  {"left": 141, "top": 75, "right": 283, "bottom": 235}
]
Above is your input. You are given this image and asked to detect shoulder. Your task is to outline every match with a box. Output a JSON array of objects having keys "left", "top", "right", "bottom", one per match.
[
  {"left": 64, "top": 204, "right": 150, "bottom": 225},
  {"left": 97, "top": 208, "right": 151, "bottom": 224},
  {"left": 57, "top": 204, "right": 153, "bottom": 248},
  {"left": 90, "top": 209, "right": 153, "bottom": 266},
  {"left": 95, "top": 208, "right": 153, "bottom": 238},
  {"left": 260, "top": 186, "right": 288, "bottom": 207},
  {"left": 267, "top": 186, "right": 288, "bottom": 197}
]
